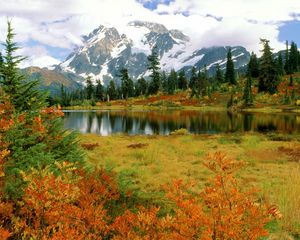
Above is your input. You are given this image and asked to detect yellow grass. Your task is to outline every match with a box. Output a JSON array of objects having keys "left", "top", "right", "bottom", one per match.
[{"left": 80, "top": 132, "right": 300, "bottom": 236}]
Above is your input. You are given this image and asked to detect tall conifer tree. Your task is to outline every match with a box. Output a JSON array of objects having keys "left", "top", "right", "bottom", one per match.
[{"left": 225, "top": 48, "right": 236, "bottom": 84}]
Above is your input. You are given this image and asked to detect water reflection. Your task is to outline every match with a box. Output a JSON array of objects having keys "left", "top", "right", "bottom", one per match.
[{"left": 63, "top": 110, "right": 300, "bottom": 135}]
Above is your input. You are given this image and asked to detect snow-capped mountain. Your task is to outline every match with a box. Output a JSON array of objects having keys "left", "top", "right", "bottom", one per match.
[{"left": 59, "top": 21, "right": 250, "bottom": 85}]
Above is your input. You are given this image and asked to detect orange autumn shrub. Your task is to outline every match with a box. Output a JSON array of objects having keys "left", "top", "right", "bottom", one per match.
[{"left": 111, "top": 152, "right": 272, "bottom": 240}]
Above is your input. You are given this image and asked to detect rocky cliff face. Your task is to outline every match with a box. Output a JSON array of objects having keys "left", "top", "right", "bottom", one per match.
[{"left": 58, "top": 21, "right": 250, "bottom": 86}]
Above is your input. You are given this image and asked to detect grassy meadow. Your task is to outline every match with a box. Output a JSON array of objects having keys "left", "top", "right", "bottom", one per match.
[{"left": 80, "top": 132, "right": 300, "bottom": 238}]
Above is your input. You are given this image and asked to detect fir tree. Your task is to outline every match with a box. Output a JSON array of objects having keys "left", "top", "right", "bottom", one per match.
[
  {"left": 1, "top": 21, "right": 84, "bottom": 198},
  {"left": 60, "top": 84, "right": 69, "bottom": 106},
  {"left": 225, "top": 48, "right": 236, "bottom": 85},
  {"left": 284, "top": 40, "right": 290, "bottom": 74},
  {"left": 276, "top": 52, "right": 285, "bottom": 76},
  {"left": 0, "top": 21, "right": 46, "bottom": 111},
  {"left": 289, "top": 41, "right": 299, "bottom": 73},
  {"left": 247, "top": 52, "right": 260, "bottom": 78},
  {"left": 243, "top": 76, "right": 253, "bottom": 106},
  {"left": 258, "top": 39, "right": 279, "bottom": 94},
  {"left": 85, "top": 76, "right": 94, "bottom": 100},
  {"left": 167, "top": 69, "right": 177, "bottom": 94},
  {"left": 135, "top": 77, "right": 148, "bottom": 96},
  {"left": 189, "top": 67, "right": 198, "bottom": 97},
  {"left": 95, "top": 80, "right": 104, "bottom": 101},
  {"left": 197, "top": 67, "right": 208, "bottom": 97},
  {"left": 147, "top": 46, "right": 161, "bottom": 95},
  {"left": 107, "top": 80, "right": 117, "bottom": 101},
  {"left": 178, "top": 70, "right": 187, "bottom": 90},
  {"left": 120, "top": 68, "right": 134, "bottom": 99},
  {"left": 161, "top": 71, "right": 168, "bottom": 93},
  {"left": 215, "top": 64, "right": 224, "bottom": 84}
]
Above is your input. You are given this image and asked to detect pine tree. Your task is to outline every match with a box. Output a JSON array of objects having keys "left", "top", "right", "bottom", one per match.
[
  {"left": 277, "top": 52, "right": 285, "bottom": 76},
  {"left": 284, "top": 40, "right": 290, "bottom": 74},
  {"left": 215, "top": 64, "right": 224, "bottom": 84},
  {"left": 60, "top": 84, "right": 69, "bottom": 106},
  {"left": 85, "top": 76, "right": 94, "bottom": 100},
  {"left": 0, "top": 21, "right": 84, "bottom": 198},
  {"left": 147, "top": 46, "right": 161, "bottom": 95},
  {"left": 178, "top": 70, "right": 187, "bottom": 90},
  {"left": 247, "top": 52, "right": 260, "bottom": 78},
  {"left": 289, "top": 41, "right": 299, "bottom": 73},
  {"left": 135, "top": 77, "right": 148, "bottom": 96},
  {"left": 107, "top": 80, "right": 117, "bottom": 101},
  {"left": 189, "top": 67, "right": 198, "bottom": 97},
  {"left": 225, "top": 48, "right": 236, "bottom": 85},
  {"left": 258, "top": 39, "right": 279, "bottom": 94},
  {"left": 197, "top": 67, "right": 208, "bottom": 97},
  {"left": 0, "top": 21, "right": 46, "bottom": 111},
  {"left": 243, "top": 76, "right": 253, "bottom": 106},
  {"left": 95, "top": 80, "right": 104, "bottom": 101},
  {"left": 167, "top": 69, "right": 177, "bottom": 94},
  {"left": 120, "top": 68, "right": 133, "bottom": 99},
  {"left": 161, "top": 71, "right": 168, "bottom": 93}
]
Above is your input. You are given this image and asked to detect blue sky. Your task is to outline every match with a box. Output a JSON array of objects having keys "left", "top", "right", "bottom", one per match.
[{"left": 0, "top": 0, "right": 300, "bottom": 67}]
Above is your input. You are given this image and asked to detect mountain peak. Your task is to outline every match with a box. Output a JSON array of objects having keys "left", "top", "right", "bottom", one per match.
[{"left": 128, "top": 20, "right": 168, "bottom": 33}]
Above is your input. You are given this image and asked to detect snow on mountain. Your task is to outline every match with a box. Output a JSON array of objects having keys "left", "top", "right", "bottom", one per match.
[{"left": 59, "top": 21, "right": 250, "bottom": 85}]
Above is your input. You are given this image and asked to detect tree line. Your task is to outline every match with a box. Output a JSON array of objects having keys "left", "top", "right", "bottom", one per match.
[{"left": 55, "top": 39, "right": 300, "bottom": 107}]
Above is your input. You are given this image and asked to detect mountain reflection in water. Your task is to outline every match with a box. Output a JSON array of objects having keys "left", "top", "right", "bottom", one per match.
[{"left": 63, "top": 110, "right": 300, "bottom": 136}]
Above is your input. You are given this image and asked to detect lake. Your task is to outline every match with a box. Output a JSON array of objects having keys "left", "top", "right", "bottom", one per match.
[{"left": 63, "top": 110, "right": 300, "bottom": 135}]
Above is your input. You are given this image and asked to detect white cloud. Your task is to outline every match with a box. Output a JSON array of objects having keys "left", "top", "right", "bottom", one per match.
[
  {"left": 0, "top": 0, "right": 300, "bottom": 65},
  {"left": 18, "top": 46, "right": 60, "bottom": 68}
]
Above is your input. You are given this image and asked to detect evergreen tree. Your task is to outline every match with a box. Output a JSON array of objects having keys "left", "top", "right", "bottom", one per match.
[
  {"left": 247, "top": 52, "right": 260, "bottom": 78},
  {"left": 60, "top": 84, "right": 69, "bottom": 106},
  {"left": 135, "top": 77, "right": 147, "bottom": 96},
  {"left": 225, "top": 48, "right": 236, "bottom": 85},
  {"left": 120, "top": 68, "right": 134, "bottom": 99},
  {"left": 289, "top": 41, "right": 299, "bottom": 73},
  {"left": 197, "top": 67, "right": 208, "bottom": 97},
  {"left": 189, "top": 67, "right": 198, "bottom": 97},
  {"left": 1, "top": 22, "right": 83, "bottom": 198},
  {"left": 276, "top": 52, "right": 285, "bottom": 76},
  {"left": 0, "top": 21, "right": 46, "bottom": 111},
  {"left": 284, "top": 40, "right": 290, "bottom": 74},
  {"left": 167, "top": 69, "right": 177, "bottom": 94},
  {"left": 258, "top": 39, "right": 279, "bottom": 94},
  {"left": 95, "top": 80, "right": 104, "bottom": 101},
  {"left": 107, "top": 80, "right": 117, "bottom": 101},
  {"left": 161, "top": 71, "right": 168, "bottom": 93},
  {"left": 147, "top": 46, "right": 161, "bottom": 95},
  {"left": 215, "top": 64, "right": 224, "bottom": 84},
  {"left": 243, "top": 76, "right": 253, "bottom": 106},
  {"left": 178, "top": 70, "right": 188, "bottom": 90},
  {"left": 85, "top": 76, "right": 94, "bottom": 100}
]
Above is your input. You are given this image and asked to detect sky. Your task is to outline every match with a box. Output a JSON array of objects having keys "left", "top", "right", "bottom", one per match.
[{"left": 0, "top": 0, "right": 300, "bottom": 68}]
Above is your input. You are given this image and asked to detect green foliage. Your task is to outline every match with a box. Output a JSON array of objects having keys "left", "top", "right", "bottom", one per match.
[
  {"left": 95, "top": 79, "right": 104, "bottom": 101},
  {"left": 215, "top": 64, "right": 224, "bottom": 84},
  {"left": 107, "top": 80, "right": 117, "bottom": 101},
  {"left": 247, "top": 52, "right": 260, "bottom": 78},
  {"left": 85, "top": 76, "right": 95, "bottom": 100},
  {"left": 120, "top": 68, "right": 134, "bottom": 99},
  {"left": 189, "top": 66, "right": 198, "bottom": 97},
  {"left": 147, "top": 46, "right": 161, "bottom": 95},
  {"left": 177, "top": 69, "right": 187, "bottom": 90},
  {"left": 135, "top": 77, "right": 148, "bottom": 96},
  {"left": 166, "top": 69, "right": 177, "bottom": 94},
  {"left": 243, "top": 76, "right": 254, "bottom": 106},
  {"left": 197, "top": 67, "right": 209, "bottom": 97},
  {"left": 225, "top": 48, "right": 236, "bottom": 85},
  {"left": 0, "top": 21, "right": 46, "bottom": 112},
  {"left": 258, "top": 39, "right": 280, "bottom": 94}
]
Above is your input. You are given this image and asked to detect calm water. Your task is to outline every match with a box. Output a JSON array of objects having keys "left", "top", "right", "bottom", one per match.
[{"left": 63, "top": 110, "right": 300, "bottom": 136}]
